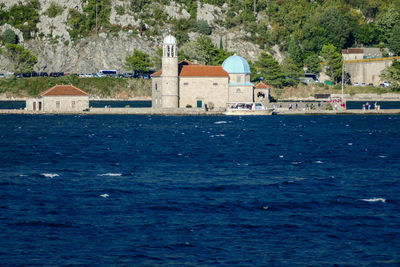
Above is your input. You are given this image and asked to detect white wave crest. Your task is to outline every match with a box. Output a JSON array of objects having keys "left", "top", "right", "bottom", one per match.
[
  {"left": 360, "top": 198, "right": 386, "bottom": 203},
  {"left": 100, "top": 194, "right": 109, "bottom": 198},
  {"left": 214, "top": 121, "right": 227, "bottom": 124},
  {"left": 41, "top": 173, "right": 59, "bottom": 178},
  {"left": 98, "top": 173, "right": 122, "bottom": 177}
]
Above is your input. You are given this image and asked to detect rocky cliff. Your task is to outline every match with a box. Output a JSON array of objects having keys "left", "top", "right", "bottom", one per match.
[{"left": 0, "top": 0, "right": 267, "bottom": 73}]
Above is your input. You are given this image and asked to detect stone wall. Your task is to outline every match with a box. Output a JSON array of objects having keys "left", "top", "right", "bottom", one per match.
[
  {"left": 32, "top": 95, "right": 89, "bottom": 112},
  {"left": 179, "top": 76, "right": 229, "bottom": 109},
  {"left": 345, "top": 59, "right": 393, "bottom": 85}
]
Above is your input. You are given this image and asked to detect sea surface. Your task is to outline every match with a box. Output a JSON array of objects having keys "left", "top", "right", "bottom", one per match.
[{"left": 0, "top": 114, "right": 399, "bottom": 266}]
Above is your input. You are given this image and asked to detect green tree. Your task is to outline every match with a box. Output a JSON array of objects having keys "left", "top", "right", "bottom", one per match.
[
  {"left": 7, "top": 0, "right": 40, "bottom": 39},
  {"left": 124, "top": 49, "right": 153, "bottom": 73},
  {"left": 2, "top": 29, "right": 18, "bottom": 44},
  {"left": 45, "top": 2, "right": 63, "bottom": 18},
  {"left": 320, "top": 44, "right": 342, "bottom": 83},
  {"left": 281, "top": 57, "right": 302, "bottom": 86},
  {"left": 304, "top": 53, "right": 321, "bottom": 74},
  {"left": 179, "top": 35, "right": 233, "bottom": 65},
  {"left": 196, "top": 20, "right": 212, "bottom": 35},
  {"left": 375, "top": 7, "right": 400, "bottom": 43},
  {"left": 354, "top": 23, "right": 378, "bottom": 45},
  {"left": 319, "top": 7, "right": 351, "bottom": 49},
  {"left": 4, "top": 44, "right": 37, "bottom": 72},
  {"left": 387, "top": 24, "right": 400, "bottom": 55},
  {"left": 287, "top": 39, "right": 303, "bottom": 68},
  {"left": 380, "top": 59, "right": 400, "bottom": 89},
  {"left": 255, "top": 52, "right": 285, "bottom": 88}
]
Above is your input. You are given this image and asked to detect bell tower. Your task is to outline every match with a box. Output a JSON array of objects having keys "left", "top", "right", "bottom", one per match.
[{"left": 161, "top": 35, "right": 179, "bottom": 108}]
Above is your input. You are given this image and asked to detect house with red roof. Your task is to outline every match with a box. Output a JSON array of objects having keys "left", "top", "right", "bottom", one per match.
[{"left": 26, "top": 84, "right": 89, "bottom": 112}]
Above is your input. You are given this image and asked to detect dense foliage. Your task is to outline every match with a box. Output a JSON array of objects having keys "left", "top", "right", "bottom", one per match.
[
  {"left": 67, "top": 0, "right": 112, "bottom": 40},
  {"left": 125, "top": 50, "right": 153, "bottom": 73},
  {"left": 44, "top": 2, "right": 64, "bottom": 18},
  {"left": 0, "top": 0, "right": 40, "bottom": 39},
  {"left": 381, "top": 59, "right": 400, "bottom": 90},
  {"left": 4, "top": 44, "right": 38, "bottom": 73},
  {"left": 2, "top": 29, "right": 18, "bottom": 45}
]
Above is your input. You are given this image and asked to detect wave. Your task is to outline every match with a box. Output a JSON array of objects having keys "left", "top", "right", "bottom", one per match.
[
  {"left": 99, "top": 193, "right": 109, "bottom": 198},
  {"left": 360, "top": 198, "right": 386, "bottom": 203},
  {"left": 98, "top": 173, "right": 122, "bottom": 177},
  {"left": 214, "top": 121, "right": 227, "bottom": 124},
  {"left": 40, "top": 173, "right": 59, "bottom": 178}
]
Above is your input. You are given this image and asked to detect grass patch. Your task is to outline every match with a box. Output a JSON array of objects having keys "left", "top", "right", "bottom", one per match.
[{"left": 0, "top": 77, "right": 151, "bottom": 98}]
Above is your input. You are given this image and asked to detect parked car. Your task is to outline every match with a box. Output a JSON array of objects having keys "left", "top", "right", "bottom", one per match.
[
  {"left": 368, "top": 83, "right": 374, "bottom": 86},
  {"left": 0, "top": 73, "right": 5, "bottom": 78},
  {"left": 353, "top": 82, "right": 359, "bottom": 86},
  {"left": 39, "top": 72, "right": 48, "bottom": 77},
  {"left": 361, "top": 82, "right": 366, "bottom": 87}
]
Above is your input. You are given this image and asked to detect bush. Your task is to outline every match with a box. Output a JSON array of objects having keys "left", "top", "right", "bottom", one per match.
[
  {"left": 186, "top": 104, "right": 192, "bottom": 108},
  {"left": 115, "top": 5, "right": 125, "bottom": 16},
  {"left": 45, "top": 2, "right": 63, "bottom": 18},
  {"left": 2, "top": 29, "right": 18, "bottom": 44},
  {"left": 196, "top": 20, "right": 212, "bottom": 35}
]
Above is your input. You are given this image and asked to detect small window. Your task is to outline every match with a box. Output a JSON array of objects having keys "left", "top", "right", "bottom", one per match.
[
  {"left": 155, "top": 83, "right": 158, "bottom": 91},
  {"left": 236, "top": 88, "right": 242, "bottom": 93},
  {"left": 56, "top": 101, "right": 60, "bottom": 109},
  {"left": 167, "top": 45, "right": 170, "bottom": 57},
  {"left": 184, "top": 82, "right": 189, "bottom": 85},
  {"left": 213, "top": 82, "right": 218, "bottom": 86},
  {"left": 171, "top": 45, "right": 174, "bottom": 57},
  {"left": 72, "top": 101, "right": 76, "bottom": 108}
]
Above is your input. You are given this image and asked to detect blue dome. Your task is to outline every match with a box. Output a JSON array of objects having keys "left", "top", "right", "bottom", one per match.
[{"left": 222, "top": 54, "right": 251, "bottom": 74}]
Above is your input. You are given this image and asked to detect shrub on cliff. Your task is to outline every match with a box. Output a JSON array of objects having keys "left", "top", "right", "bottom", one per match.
[
  {"left": 4, "top": 44, "right": 37, "bottom": 73},
  {"left": 2, "top": 29, "right": 18, "bottom": 44},
  {"left": 45, "top": 2, "right": 64, "bottom": 18}
]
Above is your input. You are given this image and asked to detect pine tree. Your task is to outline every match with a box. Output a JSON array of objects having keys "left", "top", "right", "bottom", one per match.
[
  {"left": 388, "top": 24, "right": 400, "bottom": 55},
  {"left": 320, "top": 44, "right": 342, "bottom": 83},
  {"left": 255, "top": 52, "right": 285, "bottom": 87}
]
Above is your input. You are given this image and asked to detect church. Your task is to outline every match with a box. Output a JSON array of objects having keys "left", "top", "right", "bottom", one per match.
[{"left": 151, "top": 35, "right": 270, "bottom": 110}]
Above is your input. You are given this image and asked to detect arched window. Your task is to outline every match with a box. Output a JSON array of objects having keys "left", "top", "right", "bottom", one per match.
[
  {"left": 171, "top": 45, "right": 174, "bottom": 57},
  {"left": 167, "top": 45, "right": 170, "bottom": 57}
]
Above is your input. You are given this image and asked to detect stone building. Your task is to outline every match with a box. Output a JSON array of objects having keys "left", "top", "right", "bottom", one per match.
[
  {"left": 26, "top": 84, "right": 89, "bottom": 112},
  {"left": 253, "top": 82, "right": 271, "bottom": 103},
  {"left": 151, "top": 35, "right": 267, "bottom": 110}
]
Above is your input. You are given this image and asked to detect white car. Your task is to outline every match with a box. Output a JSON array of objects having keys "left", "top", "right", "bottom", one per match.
[{"left": 353, "top": 82, "right": 359, "bottom": 86}]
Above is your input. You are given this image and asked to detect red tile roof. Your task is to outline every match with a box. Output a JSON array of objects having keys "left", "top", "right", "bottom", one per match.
[
  {"left": 151, "top": 65, "right": 229, "bottom": 77},
  {"left": 40, "top": 84, "right": 89, "bottom": 96},
  {"left": 254, "top": 82, "right": 271, "bottom": 89},
  {"left": 151, "top": 70, "right": 162, "bottom": 77},
  {"left": 342, "top": 48, "right": 364, "bottom": 54},
  {"left": 179, "top": 65, "right": 229, "bottom": 77}
]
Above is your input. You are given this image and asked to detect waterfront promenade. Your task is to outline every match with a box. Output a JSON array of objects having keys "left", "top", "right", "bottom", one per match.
[{"left": 1, "top": 107, "right": 400, "bottom": 115}]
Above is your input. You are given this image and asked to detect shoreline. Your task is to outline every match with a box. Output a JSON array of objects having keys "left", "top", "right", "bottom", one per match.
[{"left": 1, "top": 108, "right": 400, "bottom": 115}]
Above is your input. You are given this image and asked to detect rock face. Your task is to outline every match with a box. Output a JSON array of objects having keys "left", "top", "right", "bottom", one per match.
[{"left": 0, "top": 0, "right": 267, "bottom": 73}]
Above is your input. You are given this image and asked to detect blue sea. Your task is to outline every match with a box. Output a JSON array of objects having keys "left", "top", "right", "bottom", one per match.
[{"left": 0, "top": 114, "right": 399, "bottom": 266}]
